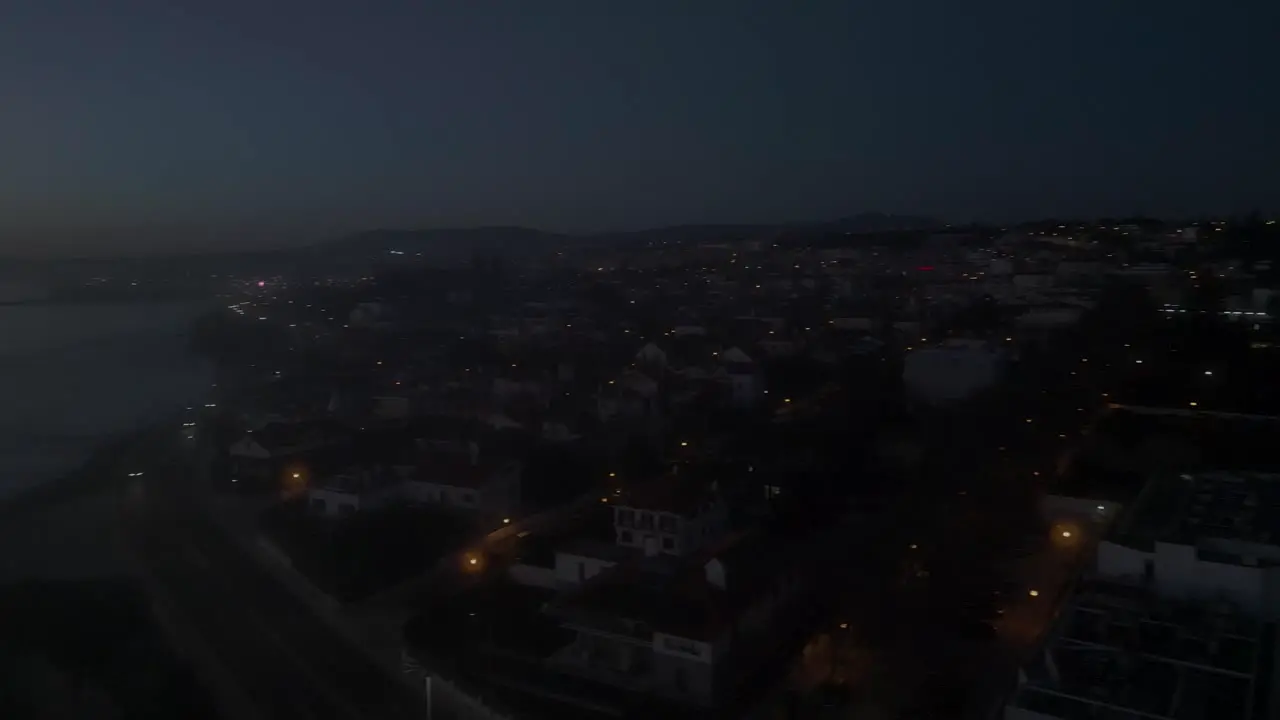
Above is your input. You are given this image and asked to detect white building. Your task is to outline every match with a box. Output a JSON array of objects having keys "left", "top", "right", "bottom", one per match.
[
  {"left": 544, "top": 528, "right": 809, "bottom": 708},
  {"left": 395, "top": 442, "right": 521, "bottom": 520},
  {"left": 720, "top": 346, "right": 764, "bottom": 409},
  {"left": 306, "top": 467, "right": 400, "bottom": 518},
  {"left": 903, "top": 338, "right": 1006, "bottom": 405},
  {"left": 610, "top": 473, "right": 730, "bottom": 557},
  {"left": 1005, "top": 472, "right": 1280, "bottom": 720},
  {"left": 1004, "top": 580, "right": 1269, "bottom": 720},
  {"left": 1094, "top": 471, "right": 1280, "bottom": 620}
]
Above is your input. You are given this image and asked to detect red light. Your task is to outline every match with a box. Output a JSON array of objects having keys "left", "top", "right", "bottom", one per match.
[
  {"left": 257, "top": 281, "right": 266, "bottom": 287},
  {"left": 917, "top": 266, "right": 934, "bottom": 271}
]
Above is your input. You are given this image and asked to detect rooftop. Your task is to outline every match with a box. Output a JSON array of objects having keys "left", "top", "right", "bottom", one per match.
[
  {"left": 400, "top": 446, "right": 517, "bottom": 488},
  {"left": 549, "top": 527, "right": 803, "bottom": 643},
  {"left": 1010, "top": 580, "right": 1270, "bottom": 720},
  {"left": 1008, "top": 576, "right": 1269, "bottom": 717},
  {"left": 1114, "top": 471, "right": 1280, "bottom": 551},
  {"left": 614, "top": 471, "right": 720, "bottom": 516}
]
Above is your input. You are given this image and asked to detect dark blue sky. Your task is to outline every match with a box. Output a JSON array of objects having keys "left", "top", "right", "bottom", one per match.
[{"left": 1, "top": 1, "right": 1276, "bottom": 253}]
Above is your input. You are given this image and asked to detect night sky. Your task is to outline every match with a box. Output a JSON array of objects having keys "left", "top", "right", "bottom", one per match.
[{"left": 1, "top": 1, "right": 1276, "bottom": 254}]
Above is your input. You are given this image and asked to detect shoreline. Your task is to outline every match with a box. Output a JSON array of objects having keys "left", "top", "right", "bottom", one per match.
[
  {"left": 0, "top": 412, "right": 185, "bottom": 524},
  {"left": 0, "top": 300, "right": 221, "bottom": 524}
]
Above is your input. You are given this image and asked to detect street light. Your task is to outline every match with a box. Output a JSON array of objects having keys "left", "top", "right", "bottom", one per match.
[{"left": 1029, "top": 589, "right": 1040, "bottom": 597}]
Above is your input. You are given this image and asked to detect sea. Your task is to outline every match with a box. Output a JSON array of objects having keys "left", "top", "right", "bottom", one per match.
[{"left": 0, "top": 298, "right": 215, "bottom": 501}]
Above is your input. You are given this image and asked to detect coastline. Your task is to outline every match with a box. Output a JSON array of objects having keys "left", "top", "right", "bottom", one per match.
[
  {"left": 0, "top": 300, "right": 220, "bottom": 522},
  {"left": 0, "top": 412, "right": 184, "bottom": 524}
]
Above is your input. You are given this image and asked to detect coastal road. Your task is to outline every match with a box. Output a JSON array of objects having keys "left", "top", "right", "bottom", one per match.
[{"left": 120, "top": 455, "right": 431, "bottom": 720}]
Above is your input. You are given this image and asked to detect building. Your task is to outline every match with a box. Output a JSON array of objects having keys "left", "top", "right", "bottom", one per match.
[
  {"left": 903, "top": 338, "right": 1006, "bottom": 406},
  {"left": 543, "top": 528, "right": 812, "bottom": 708},
  {"left": 611, "top": 472, "right": 730, "bottom": 557},
  {"left": 1005, "top": 579, "right": 1271, "bottom": 720},
  {"left": 395, "top": 441, "right": 522, "bottom": 521},
  {"left": 720, "top": 347, "right": 764, "bottom": 409},
  {"left": 1095, "top": 471, "right": 1280, "bottom": 620},
  {"left": 305, "top": 467, "right": 400, "bottom": 517},
  {"left": 227, "top": 420, "right": 341, "bottom": 493},
  {"left": 1004, "top": 472, "right": 1280, "bottom": 720}
]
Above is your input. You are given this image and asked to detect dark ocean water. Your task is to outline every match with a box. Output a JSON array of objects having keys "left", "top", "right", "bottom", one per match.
[{"left": 0, "top": 302, "right": 214, "bottom": 499}]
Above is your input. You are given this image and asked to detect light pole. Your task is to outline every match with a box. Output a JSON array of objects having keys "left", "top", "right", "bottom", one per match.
[{"left": 424, "top": 675, "right": 433, "bottom": 720}]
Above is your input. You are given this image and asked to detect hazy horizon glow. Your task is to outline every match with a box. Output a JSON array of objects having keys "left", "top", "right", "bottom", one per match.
[{"left": 2, "top": 0, "right": 1277, "bottom": 254}]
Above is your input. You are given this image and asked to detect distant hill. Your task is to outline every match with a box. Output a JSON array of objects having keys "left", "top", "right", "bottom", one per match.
[
  {"left": 0, "top": 213, "right": 941, "bottom": 283},
  {"left": 309, "top": 213, "right": 940, "bottom": 263},
  {"left": 309, "top": 226, "right": 572, "bottom": 262}
]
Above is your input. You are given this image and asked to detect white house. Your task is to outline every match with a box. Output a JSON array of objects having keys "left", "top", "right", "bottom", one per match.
[
  {"left": 903, "top": 338, "right": 1005, "bottom": 406},
  {"left": 720, "top": 346, "right": 763, "bottom": 409},
  {"left": 395, "top": 442, "right": 521, "bottom": 520},
  {"left": 1095, "top": 471, "right": 1280, "bottom": 620},
  {"left": 611, "top": 473, "right": 729, "bottom": 557},
  {"left": 306, "top": 467, "right": 400, "bottom": 518},
  {"left": 543, "top": 528, "right": 811, "bottom": 708}
]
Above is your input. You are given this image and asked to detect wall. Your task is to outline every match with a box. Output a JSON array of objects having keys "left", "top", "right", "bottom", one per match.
[
  {"left": 401, "top": 481, "right": 480, "bottom": 509},
  {"left": 554, "top": 551, "right": 616, "bottom": 585},
  {"left": 650, "top": 633, "right": 716, "bottom": 706},
  {"left": 1041, "top": 495, "right": 1118, "bottom": 526},
  {"left": 1154, "top": 541, "right": 1265, "bottom": 616},
  {"left": 307, "top": 488, "right": 362, "bottom": 517},
  {"left": 508, "top": 562, "right": 558, "bottom": 590},
  {"left": 1096, "top": 540, "right": 1149, "bottom": 581},
  {"left": 1004, "top": 706, "right": 1061, "bottom": 720}
]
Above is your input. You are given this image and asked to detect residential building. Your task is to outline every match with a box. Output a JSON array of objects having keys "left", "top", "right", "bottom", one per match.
[
  {"left": 395, "top": 441, "right": 522, "bottom": 520},
  {"left": 306, "top": 466, "right": 400, "bottom": 517},
  {"left": 544, "top": 528, "right": 812, "bottom": 708},
  {"left": 611, "top": 472, "right": 730, "bottom": 556},
  {"left": 903, "top": 338, "right": 1006, "bottom": 406},
  {"left": 1004, "top": 580, "right": 1271, "bottom": 720},
  {"left": 1005, "top": 471, "right": 1280, "bottom": 720},
  {"left": 227, "top": 420, "right": 341, "bottom": 492},
  {"left": 1095, "top": 471, "right": 1280, "bottom": 620}
]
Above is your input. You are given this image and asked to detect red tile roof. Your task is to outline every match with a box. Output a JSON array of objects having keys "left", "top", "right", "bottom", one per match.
[{"left": 615, "top": 471, "right": 718, "bottom": 516}]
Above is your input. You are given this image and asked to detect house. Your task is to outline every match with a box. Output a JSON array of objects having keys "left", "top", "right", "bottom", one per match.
[
  {"left": 720, "top": 347, "right": 764, "bottom": 409},
  {"left": 306, "top": 466, "right": 400, "bottom": 518},
  {"left": 227, "top": 421, "right": 341, "bottom": 492},
  {"left": 543, "top": 528, "right": 813, "bottom": 708},
  {"left": 611, "top": 471, "right": 730, "bottom": 557},
  {"left": 596, "top": 370, "right": 660, "bottom": 423},
  {"left": 1096, "top": 471, "right": 1280, "bottom": 620},
  {"left": 396, "top": 441, "right": 522, "bottom": 521}
]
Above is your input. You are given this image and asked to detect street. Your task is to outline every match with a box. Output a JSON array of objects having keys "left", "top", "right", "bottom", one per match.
[{"left": 118, "top": 444, "right": 430, "bottom": 720}]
